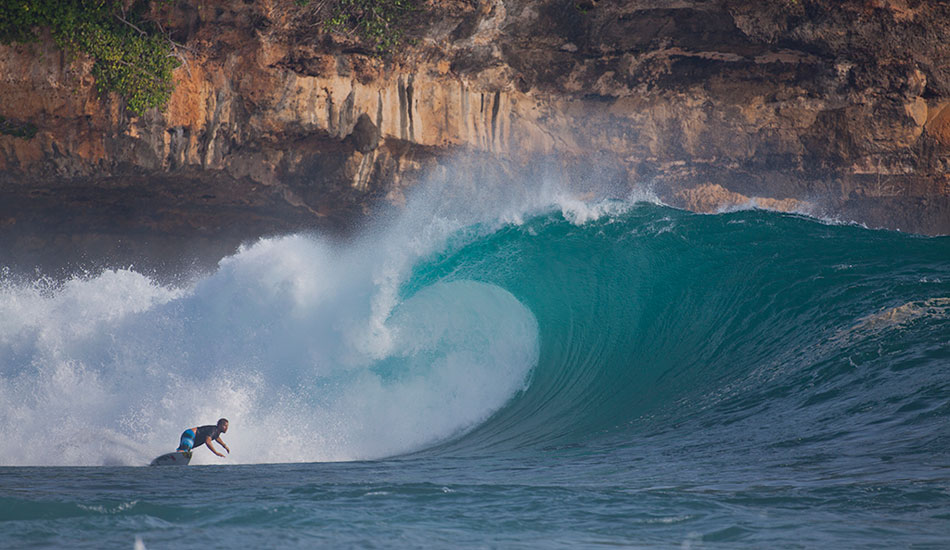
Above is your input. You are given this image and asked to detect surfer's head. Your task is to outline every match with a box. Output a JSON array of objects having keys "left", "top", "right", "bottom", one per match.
[{"left": 217, "top": 418, "right": 229, "bottom": 432}]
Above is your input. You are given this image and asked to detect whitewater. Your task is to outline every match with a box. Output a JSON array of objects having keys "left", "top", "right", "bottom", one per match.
[{"left": 1, "top": 170, "right": 949, "bottom": 548}]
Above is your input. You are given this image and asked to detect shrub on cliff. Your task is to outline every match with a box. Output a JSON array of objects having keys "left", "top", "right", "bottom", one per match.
[
  {"left": 0, "top": 116, "right": 37, "bottom": 139},
  {"left": 0, "top": 0, "right": 180, "bottom": 116},
  {"left": 297, "top": 0, "right": 417, "bottom": 54}
]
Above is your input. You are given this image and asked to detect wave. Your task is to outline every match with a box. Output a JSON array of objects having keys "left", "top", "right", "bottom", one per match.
[
  {"left": 1, "top": 169, "right": 947, "bottom": 466},
  {"left": 427, "top": 206, "right": 950, "bottom": 461}
]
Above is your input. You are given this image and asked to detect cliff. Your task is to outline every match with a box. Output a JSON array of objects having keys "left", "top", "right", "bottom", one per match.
[{"left": 1, "top": 0, "right": 949, "bottom": 272}]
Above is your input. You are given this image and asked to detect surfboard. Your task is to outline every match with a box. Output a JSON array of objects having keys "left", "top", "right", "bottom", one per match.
[{"left": 150, "top": 450, "right": 192, "bottom": 466}]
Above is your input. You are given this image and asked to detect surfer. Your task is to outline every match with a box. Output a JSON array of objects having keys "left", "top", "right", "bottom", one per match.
[{"left": 177, "top": 418, "right": 230, "bottom": 457}]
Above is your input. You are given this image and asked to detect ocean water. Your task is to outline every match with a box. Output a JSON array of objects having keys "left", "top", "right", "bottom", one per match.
[{"left": 1, "top": 175, "right": 949, "bottom": 548}]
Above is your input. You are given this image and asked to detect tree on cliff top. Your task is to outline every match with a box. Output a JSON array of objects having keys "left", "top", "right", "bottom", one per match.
[{"left": 0, "top": 0, "right": 180, "bottom": 116}]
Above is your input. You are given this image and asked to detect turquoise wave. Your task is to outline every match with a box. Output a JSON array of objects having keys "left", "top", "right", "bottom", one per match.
[
  {"left": 1, "top": 198, "right": 946, "bottom": 467},
  {"left": 404, "top": 205, "right": 950, "bottom": 457}
]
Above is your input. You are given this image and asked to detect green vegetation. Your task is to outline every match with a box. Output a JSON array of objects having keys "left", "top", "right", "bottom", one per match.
[
  {"left": 322, "top": 0, "right": 417, "bottom": 54},
  {"left": 0, "top": 0, "right": 180, "bottom": 116},
  {"left": 573, "top": 1, "right": 594, "bottom": 14},
  {"left": 0, "top": 116, "right": 38, "bottom": 139}
]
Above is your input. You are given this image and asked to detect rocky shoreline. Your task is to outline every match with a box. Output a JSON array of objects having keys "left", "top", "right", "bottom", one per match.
[{"left": 2, "top": 0, "right": 948, "bottom": 274}]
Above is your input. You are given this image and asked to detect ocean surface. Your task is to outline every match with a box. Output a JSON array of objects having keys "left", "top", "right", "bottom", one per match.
[{"left": 1, "top": 175, "right": 949, "bottom": 548}]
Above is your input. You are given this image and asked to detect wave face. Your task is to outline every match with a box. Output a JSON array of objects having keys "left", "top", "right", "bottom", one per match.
[
  {"left": 427, "top": 206, "right": 950, "bottom": 469},
  {"left": 1, "top": 173, "right": 948, "bottom": 467}
]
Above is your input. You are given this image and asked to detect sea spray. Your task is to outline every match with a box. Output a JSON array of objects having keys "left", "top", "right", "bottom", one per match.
[
  {"left": 2, "top": 167, "right": 947, "bottom": 468},
  {"left": 0, "top": 168, "right": 591, "bottom": 466}
]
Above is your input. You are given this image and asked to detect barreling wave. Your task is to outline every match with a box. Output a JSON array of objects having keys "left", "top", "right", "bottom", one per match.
[
  {"left": 421, "top": 206, "right": 950, "bottom": 463},
  {"left": 1, "top": 169, "right": 947, "bottom": 466}
]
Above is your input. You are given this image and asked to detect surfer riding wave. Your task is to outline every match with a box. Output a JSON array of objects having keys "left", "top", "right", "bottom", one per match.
[{"left": 177, "top": 418, "right": 230, "bottom": 457}]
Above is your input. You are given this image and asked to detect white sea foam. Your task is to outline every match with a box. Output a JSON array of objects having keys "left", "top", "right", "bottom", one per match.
[
  {"left": 0, "top": 165, "right": 615, "bottom": 466},
  {"left": 0, "top": 159, "right": 666, "bottom": 466},
  {"left": 0, "top": 233, "right": 538, "bottom": 466}
]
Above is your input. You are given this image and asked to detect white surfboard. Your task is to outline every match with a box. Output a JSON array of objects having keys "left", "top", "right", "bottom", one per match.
[{"left": 150, "top": 450, "right": 192, "bottom": 466}]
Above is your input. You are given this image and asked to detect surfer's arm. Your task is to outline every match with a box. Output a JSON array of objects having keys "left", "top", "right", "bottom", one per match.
[
  {"left": 216, "top": 437, "right": 230, "bottom": 454},
  {"left": 205, "top": 437, "right": 225, "bottom": 457}
]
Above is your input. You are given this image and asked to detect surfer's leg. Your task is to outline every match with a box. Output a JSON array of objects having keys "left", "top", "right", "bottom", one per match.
[{"left": 177, "top": 429, "right": 196, "bottom": 451}]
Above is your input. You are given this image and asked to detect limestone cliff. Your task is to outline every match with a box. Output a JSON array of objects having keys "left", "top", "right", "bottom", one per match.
[{"left": 1, "top": 0, "right": 949, "bottom": 271}]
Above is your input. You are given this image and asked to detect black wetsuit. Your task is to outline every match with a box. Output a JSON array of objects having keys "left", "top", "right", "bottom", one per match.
[{"left": 192, "top": 425, "right": 223, "bottom": 449}]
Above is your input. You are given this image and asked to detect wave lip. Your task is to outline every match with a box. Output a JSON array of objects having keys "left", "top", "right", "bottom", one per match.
[{"left": 352, "top": 280, "right": 539, "bottom": 457}]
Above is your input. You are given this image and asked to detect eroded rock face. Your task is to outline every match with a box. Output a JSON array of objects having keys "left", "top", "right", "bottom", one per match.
[{"left": 0, "top": 0, "right": 948, "bottom": 271}]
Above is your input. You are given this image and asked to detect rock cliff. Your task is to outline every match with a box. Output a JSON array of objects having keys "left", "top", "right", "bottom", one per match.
[{"left": 1, "top": 0, "right": 948, "bottom": 272}]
